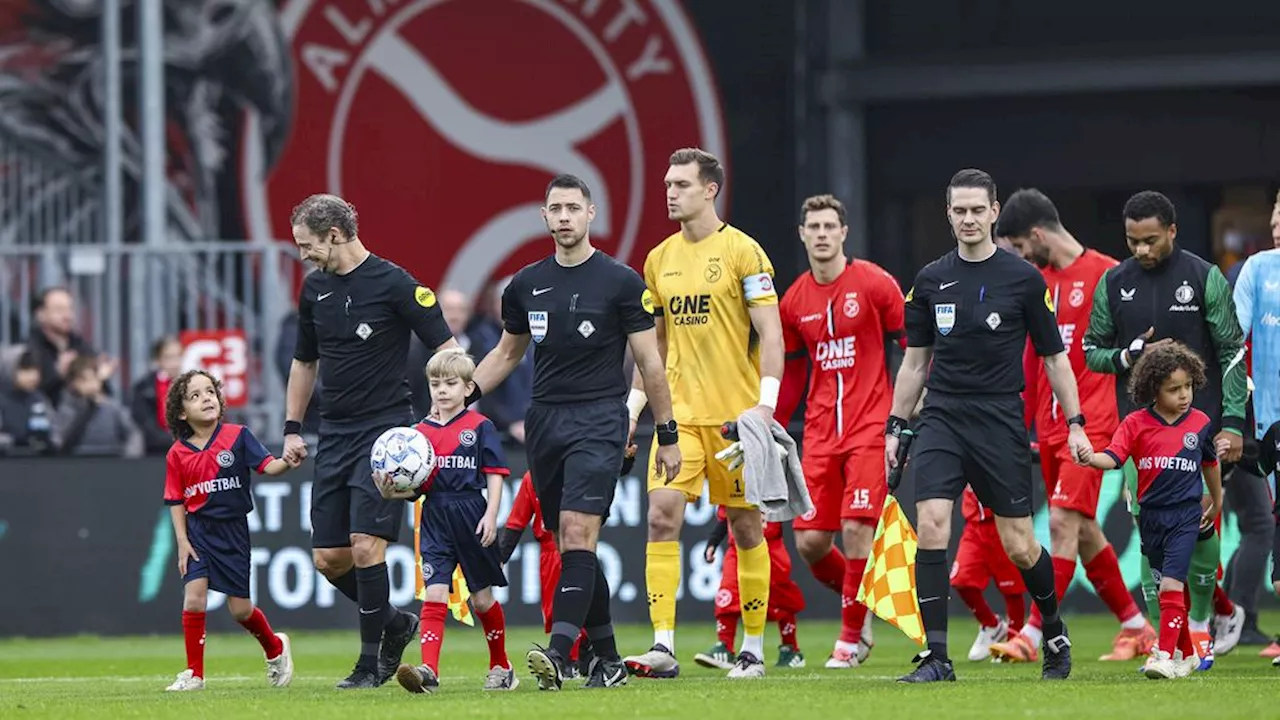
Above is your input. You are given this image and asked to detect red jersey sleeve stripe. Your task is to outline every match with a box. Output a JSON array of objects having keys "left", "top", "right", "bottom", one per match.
[
  {"left": 482, "top": 467, "right": 511, "bottom": 476},
  {"left": 256, "top": 456, "right": 276, "bottom": 473}
]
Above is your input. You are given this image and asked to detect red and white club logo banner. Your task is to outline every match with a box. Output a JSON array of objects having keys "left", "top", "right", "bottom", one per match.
[{"left": 245, "top": 0, "right": 727, "bottom": 301}]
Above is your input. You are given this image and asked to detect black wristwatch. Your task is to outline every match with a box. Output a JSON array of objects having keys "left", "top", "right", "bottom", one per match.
[
  {"left": 1066, "top": 414, "right": 1086, "bottom": 430},
  {"left": 656, "top": 419, "right": 679, "bottom": 446},
  {"left": 283, "top": 420, "right": 302, "bottom": 436}
]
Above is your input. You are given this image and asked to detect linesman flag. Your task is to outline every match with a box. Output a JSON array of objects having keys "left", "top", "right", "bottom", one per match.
[
  {"left": 856, "top": 494, "right": 925, "bottom": 646},
  {"left": 413, "top": 497, "right": 475, "bottom": 626}
]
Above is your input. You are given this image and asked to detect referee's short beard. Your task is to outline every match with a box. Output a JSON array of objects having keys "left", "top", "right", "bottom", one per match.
[{"left": 553, "top": 228, "right": 588, "bottom": 250}]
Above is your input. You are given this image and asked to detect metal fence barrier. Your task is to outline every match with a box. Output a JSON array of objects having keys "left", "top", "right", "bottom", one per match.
[{"left": 0, "top": 242, "right": 304, "bottom": 438}]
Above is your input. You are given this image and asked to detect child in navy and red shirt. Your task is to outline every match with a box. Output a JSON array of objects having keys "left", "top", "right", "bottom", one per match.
[
  {"left": 1088, "top": 343, "right": 1223, "bottom": 680},
  {"left": 162, "top": 370, "right": 298, "bottom": 692},
  {"left": 374, "top": 348, "right": 514, "bottom": 694}
]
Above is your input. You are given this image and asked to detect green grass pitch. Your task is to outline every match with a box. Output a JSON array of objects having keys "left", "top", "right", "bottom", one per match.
[{"left": 2, "top": 614, "right": 1277, "bottom": 719}]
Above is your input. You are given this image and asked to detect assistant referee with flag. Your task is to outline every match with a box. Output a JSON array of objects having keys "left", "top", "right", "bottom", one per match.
[{"left": 884, "top": 169, "right": 1093, "bottom": 684}]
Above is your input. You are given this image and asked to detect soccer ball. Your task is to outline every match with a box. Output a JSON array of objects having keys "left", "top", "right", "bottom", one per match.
[{"left": 370, "top": 427, "right": 436, "bottom": 493}]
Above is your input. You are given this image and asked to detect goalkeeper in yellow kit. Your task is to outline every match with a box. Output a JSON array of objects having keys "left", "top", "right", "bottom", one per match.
[{"left": 622, "top": 148, "right": 785, "bottom": 679}]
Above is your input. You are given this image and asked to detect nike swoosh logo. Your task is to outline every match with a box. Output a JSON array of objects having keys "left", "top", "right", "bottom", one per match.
[
  {"left": 375, "top": 515, "right": 392, "bottom": 523},
  {"left": 318, "top": 292, "right": 334, "bottom": 301},
  {"left": 532, "top": 287, "right": 554, "bottom": 296},
  {"left": 359, "top": 607, "right": 381, "bottom": 615},
  {"left": 939, "top": 281, "right": 958, "bottom": 290}
]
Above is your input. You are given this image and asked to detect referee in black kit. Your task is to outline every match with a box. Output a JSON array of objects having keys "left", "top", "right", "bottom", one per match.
[
  {"left": 885, "top": 170, "right": 1093, "bottom": 683},
  {"left": 471, "top": 174, "right": 681, "bottom": 691},
  {"left": 282, "top": 194, "right": 458, "bottom": 689}
]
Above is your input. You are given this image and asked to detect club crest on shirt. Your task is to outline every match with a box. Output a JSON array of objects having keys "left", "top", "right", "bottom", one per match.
[
  {"left": 1183, "top": 432, "right": 1199, "bottom": 450},
  {"left": 458, "top": 429, "right": 477, "bottom": 447},
  {"left": 528, "top": 311, "right": 549, "bottom": 343},
  {"left": 1175, "top": 282, "right": 1195, "bottom": 305},
  {"left": 1069, "top": 288, "right": 1085, "bottom": 307},
  {"left": 422, "top": 562, "right": 434, "bottom": 584},
  {"left": 935, "top": 303, "right": 956, "bottom": 335},
  {"left": 216, "top": 450, "right": 234, "bottom": 468},
  {"left": 843, "top": 292, "right": 860, "bottom": 318}
]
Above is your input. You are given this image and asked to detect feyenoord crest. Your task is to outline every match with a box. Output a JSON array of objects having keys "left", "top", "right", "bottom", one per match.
[
  {"left": 1175, "top": 283, "right": 1195, "bottom": 304},
  {"left": 528, "top": 311, "right": 549, "bottom": 343},
  {"left": 249, "top": 0, "right": 727, "bottom": 303},
  {"left": 935, "top": 303, "right": 956, "bottom": 335}
]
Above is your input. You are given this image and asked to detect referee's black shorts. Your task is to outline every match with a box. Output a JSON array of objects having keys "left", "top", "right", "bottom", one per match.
[
  {"left": 911, "top": 391, "right": 1033, "bottom": 518},
  {"left": 311, "top": 412, "right": 414, "bottom": 547},
  {"left": 524, "top": 398, "right": 628, "bottom": 531}
]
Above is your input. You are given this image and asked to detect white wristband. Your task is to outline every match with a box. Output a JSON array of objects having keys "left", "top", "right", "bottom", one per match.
[
  {"left": 759, "top": 376, "right": 780, "bottom": 410},
  {"left": 626, "top": 388, "right": 648, "bottom": 422}
]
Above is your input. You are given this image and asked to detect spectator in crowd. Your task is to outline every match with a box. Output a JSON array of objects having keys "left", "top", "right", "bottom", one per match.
[
  {"left": 24, "top": 287, "right": 114, "bottom": 406},
  {"left": 406, "top": 288, "right": 475, "bottom": 415},
  {"left": 468, "top": 277, "right": 532, "bottom": 444},
  {"left": 54, "top": 355, "right": 142, "bottom": 457},
  {"left": 130, "top": 335, "right": 184, "bottom": 455},
  {"left": 0, "top": 349, "right": 57, "bottom": 455}
]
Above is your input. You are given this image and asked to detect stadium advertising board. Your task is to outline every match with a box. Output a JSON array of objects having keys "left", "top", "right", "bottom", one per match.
[{"left": 0, "top": 448, "right": 1246, "bottom": 637}]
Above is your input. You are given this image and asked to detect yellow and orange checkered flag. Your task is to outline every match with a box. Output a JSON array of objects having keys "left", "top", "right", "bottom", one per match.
[
  {"left": 413, "top": 497, "right": 475, "bottom": 626},
  {"left": 856, "top": 494, "right": 925, "bottom": 646}
]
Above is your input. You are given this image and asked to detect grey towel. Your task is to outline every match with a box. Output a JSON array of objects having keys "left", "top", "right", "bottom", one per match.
[{"left": 735, "top": 411, "right": 813, "bottom": 523}]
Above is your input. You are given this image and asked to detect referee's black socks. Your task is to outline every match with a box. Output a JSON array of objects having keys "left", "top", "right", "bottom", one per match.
[
  {"left": 916, "top": 548, "right": 951, "bottom": 661},
  {"left": 328, "top": 569, "right": 360, "bottom": 604},
  {"left": 585, "top": 560, "right": 619, "bottom": 661},
  {"left": 1021, "top": 547, "right": 1064, "bottom": 638},
  {"left": 550, "top": 550, "right": 597, "bottom": 661},
  {"left": 355, "top": 563, "right": 393, "bottom": 670}
]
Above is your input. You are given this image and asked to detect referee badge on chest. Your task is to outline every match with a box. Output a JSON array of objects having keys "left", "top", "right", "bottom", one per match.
[
  {"left": 934, "top": 303, "right": 956, "bottom": 335},
  {"left": 529, "top": 311, "right": 549, "bottom": 343}
]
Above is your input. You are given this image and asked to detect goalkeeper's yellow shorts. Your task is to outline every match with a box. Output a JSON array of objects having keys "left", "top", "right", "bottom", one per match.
[{"left": 647, "top": 424, "right": 751, "bottom": 508}]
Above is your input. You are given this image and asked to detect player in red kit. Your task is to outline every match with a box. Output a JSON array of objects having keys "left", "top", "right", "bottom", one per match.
[
  {"left": 695, "top": 506, "right": 808, "bottom": 669},
  {"left": 777, "top": 194, "right": 903, "bottom": 668},
  {"left": 951, "top": 487, "right": 1028, "bottom": 661},
  {"left": 990, "top": 189, "right": 1156, "bottom": 663}
]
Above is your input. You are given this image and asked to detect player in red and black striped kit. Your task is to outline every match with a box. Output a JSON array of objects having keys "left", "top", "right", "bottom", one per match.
[
  {"left": 162, "top": 370, "right": 297, "bottom": 692},
  {"left": 1086, "top": 343, "right": 1224, "bottom": 679},
  {"left": 377, "top": 349, "right": 515, "bottom": 693}
]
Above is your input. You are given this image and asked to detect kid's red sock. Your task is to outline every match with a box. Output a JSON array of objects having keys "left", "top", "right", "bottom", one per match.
[
  {"left": 809, "top": 548, "right": 845, "bottom": 595},
  {"left": 778, "top": 614, "right": 799, "bottom": 649},
  {"left": 419, "top": 602, "right": 447, "bottom": 675},
  {"left": 1002, "top": 592, "right": 1026, "bottom": 635},
  {"left": 475, "top": 602, "right": 510, "bottom": 670},
  {"left": 717, "top": 615, "right": 738, "bottom": 650},
  {"left": 1157, "top": 590, "right": 1186, "bottom": 656},
  {"left": 237, "top": 607, "right": 283, "bottom": 658},
  {"left": 839, "top": 558, "right": 869, "bottom": 644},
  {"left": 182, "top": 611, "right": 206, "bottom": 679}
]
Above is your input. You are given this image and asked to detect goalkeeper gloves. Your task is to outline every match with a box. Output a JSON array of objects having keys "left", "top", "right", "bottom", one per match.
[{"left": 714, "top": 438, "right": 788, "bottom": 473}]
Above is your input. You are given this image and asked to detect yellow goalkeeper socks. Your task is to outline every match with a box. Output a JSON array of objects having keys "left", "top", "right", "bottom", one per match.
[
  {"left": 737, "top": 540, "right": 771, "bottom": 659},
  {"left": 646, "top": 541, "right": 681, "bottom": 650}
]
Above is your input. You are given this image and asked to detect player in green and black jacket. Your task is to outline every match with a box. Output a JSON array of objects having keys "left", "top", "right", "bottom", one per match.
[{"left": 1081, "top": 191, "right": 1248, "bottom": 663}]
